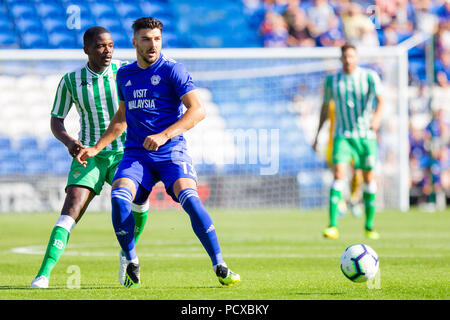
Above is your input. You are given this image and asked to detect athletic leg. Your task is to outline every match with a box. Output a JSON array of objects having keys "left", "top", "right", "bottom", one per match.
[
  {"left": 32, "top": 186, "right": 95, "bottom": 287},
  {"left": 172, "top": 178, "right": 240, "bottom": 286}
]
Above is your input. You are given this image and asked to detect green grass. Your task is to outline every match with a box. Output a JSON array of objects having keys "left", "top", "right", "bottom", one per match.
[{"left": 0, "top": 207, "right": 449, "bottom": 300}]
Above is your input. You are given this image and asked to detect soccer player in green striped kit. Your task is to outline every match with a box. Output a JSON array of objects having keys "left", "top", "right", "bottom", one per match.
[
  {"left": 31, "top": 27, "right": 149, "bottom": 288},
  {"left": 313, "top": 43, "right": 385, "bottom": 240}
]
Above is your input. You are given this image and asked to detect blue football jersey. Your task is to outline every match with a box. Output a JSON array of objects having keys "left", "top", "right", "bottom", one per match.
[{"left": 116, "top": 54, "right": 196, "bottom": 159}]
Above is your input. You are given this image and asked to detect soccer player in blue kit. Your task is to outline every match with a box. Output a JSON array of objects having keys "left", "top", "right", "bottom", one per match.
[{"left": 77, "top": 17, "right": 240, "bottom": 288}]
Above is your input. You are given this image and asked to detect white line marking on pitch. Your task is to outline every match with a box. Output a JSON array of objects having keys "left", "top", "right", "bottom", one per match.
[{"left": 9, "top": 245, "right": 450, "bottom": 258}]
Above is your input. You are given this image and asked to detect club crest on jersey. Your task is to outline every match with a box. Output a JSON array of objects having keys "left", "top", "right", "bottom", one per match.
[{"left": 151, "top": 74, "right": 161, "bottom": 86}]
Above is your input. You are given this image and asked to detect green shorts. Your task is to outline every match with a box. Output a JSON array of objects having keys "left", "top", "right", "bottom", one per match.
[
  {"left": 332, "top": 137, "right": 377, "bottom": 171},
  {"left": 66, "top": 150, "right": 124, "bottom": 195}
]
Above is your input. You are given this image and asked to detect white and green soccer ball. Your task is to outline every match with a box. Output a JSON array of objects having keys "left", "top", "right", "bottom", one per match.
[{"left": 340, "top": 244, "right": 379, "bottom": 282}]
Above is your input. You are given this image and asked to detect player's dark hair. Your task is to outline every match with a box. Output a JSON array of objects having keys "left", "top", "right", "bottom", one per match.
[
  {"left": 83, "top": 26, "right": 110, "bottom": 47},
  {"left": 341, "top": 42, "right": 356, "bottom": 54},
  {"left": 132, "top": 17, "right": 163, "bottom": 35}
]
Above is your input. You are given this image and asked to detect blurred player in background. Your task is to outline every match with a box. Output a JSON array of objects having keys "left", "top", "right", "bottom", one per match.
[
  {"left": 31, "top": 27, "right": 149, "bottom": 288},
  {"left": 421, "top": 106, "right": 449, "bottom": 211},
  {"left": 77, "top": 17, "right": 240, "bottom": 288},
  {"left": 320, "top": 99, "right": 364, "bottom": 218},
  {"left": 312, "top": 43, "right": 385, "bottom": 240}
]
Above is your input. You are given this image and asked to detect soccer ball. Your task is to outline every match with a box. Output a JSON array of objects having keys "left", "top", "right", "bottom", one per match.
[{"left": 340, "top": 244, "right": 379, "bottom": 282}]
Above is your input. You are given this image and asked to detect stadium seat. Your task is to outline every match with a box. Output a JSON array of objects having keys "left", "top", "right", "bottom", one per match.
[
  {"left": 48, "top": 31, "right": 77, "bottom": 49},
  {"left": 114, "top": 2, "right": 142, "bottom": 18},
  {"left": 20, "top": 32, "right": 48, "bottom": 49},
  {"left": 89, "top": 2, "right": 117, "bottom": 18},
  {"left": 0, "top": 160, "right": 25, "bottom": 175},
  {"left": 110, "top": 31, "right": 131, "bottom": 48},
  {"left": 24, "top": 159, "right": 51, "bottom": 175},
  {"left": 14, "top": 18, "right": 43, "bottom": 33},
  {"left": 42, "top": 17, "right": 67, "bottom": 34},
  {"left": 0, "top": 135, "right": 11, "bottom": 149},
  {"left": 9, "top": 3, "right": 38, "bottom": 20},
  {"left": 36, "top": 2, "right": 65, "bottom": 18},
  {"left": 0, "top": 31, "right": 17, "bottom": 47},
  {"left": 17, "top": 136, "right": 40, "bottom": 151},
  {"left": 96, "top": 17, "right": 125, "bottom": 33},
  {"left": 139, "top": 1, "right": 167, "bottom": 17}
]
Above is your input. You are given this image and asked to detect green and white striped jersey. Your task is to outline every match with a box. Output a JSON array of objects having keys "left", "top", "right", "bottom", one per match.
[
  {"left": 323, "top": 67, "right": 383, "bottom": 139},
  {"left": 51, "top": 59, "right": 127, "bottom": 151}
]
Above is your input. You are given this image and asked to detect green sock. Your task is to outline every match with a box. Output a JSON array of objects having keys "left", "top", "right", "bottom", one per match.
[
  {"left": 363, "top": 191, "right": 376, "bottom": 230},
  {"left": 36, "top": 226, "right": 70, "bottom": 278},
  {"left": 132, "top": 209, "right": 148, "bottom": 244},
  {"left": 428, "top": 192, "right": 436, "bottom": 204},
  {"left": 121, "top": 209, "right": 148, "bottom": 257},
  {"left": 329, "top": 188, "right": 342, "bottom": 227}
]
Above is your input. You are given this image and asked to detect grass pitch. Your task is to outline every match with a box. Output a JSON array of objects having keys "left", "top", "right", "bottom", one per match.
[{"left": 0, "top": 207, "right": 449, "bottom": 300}]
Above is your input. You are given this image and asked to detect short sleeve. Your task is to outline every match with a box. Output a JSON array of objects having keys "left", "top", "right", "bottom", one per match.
[
  {"left": 368, "top": 70, "right": 383, "bottom": 97},
  {"left": 50, "top": 76, "right": 73, "bottom": 118},
  {"left": 323, "top": 75, "right": 333, "bottom": 104},
  {"left": 116, "top": 69, "right": 125, "bottom": 101},
  {"left": 170, "top": 63, "right": 196, "bottom": 99}
]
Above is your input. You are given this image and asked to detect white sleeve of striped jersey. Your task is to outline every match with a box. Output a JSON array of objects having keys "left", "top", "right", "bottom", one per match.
[
  {"left": 370, "top": 70, "right": 383, "bottom": 97},
  {"left": 50, "top": 76, "right": 73, "bottom": 119}
]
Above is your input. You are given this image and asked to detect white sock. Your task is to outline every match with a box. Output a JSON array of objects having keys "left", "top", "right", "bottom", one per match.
[
  {"left": 127, "top": 257, "right": 139, "bottom": 265},
  {"left": 213, "top": 262, "right": 227, "bottom": 273}
]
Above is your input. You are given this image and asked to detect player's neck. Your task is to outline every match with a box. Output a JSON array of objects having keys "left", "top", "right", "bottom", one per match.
[
  {"left": 137, "top": 55, "right": 160, "bottom": 69},
  {"left": 343, "top": 66, "right": 357, "bottom": 75},
  {"left": 87, "top": 61, "right": 108, "bottom": 74}
]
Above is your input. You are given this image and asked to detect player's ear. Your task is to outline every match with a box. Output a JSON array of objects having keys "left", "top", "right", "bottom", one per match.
[
  {"left": 132, "top": 37, "right": 136, "bottom": 48},
  {"left": 83, "top": 45, "right": 89, "bottom": 55}
]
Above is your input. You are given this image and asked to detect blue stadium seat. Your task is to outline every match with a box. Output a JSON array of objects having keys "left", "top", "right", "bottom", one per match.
[
  {"left": 0, "top": 160, "right": 25, "bottom": 175},
  {"left": 110, "top": 31, "right": 131, "bottom": 48},
  {"left": 42, "top": 17, "right": 67, "bottom": 34},
  {"left": 52, "top": 159, "right": 71, "bottom": 175},
  {"left": 21, "top": 32, "right": 48, "bottom": 48},
  {"left": 9, "top": 3, "right": 38, "bottom": 20},
  {"left": 89, "top": 2, "right": 117, "bottom": 18},
  {"left": 0, "top": 150, "right": 18, "bottom": 162},
  {"left": 96, "top": 17, "right": 126, "bottom": 34},
  {"left": 139, "top": 1, "right": 167, "bottom": 17},
  {"left": 48, "top": 31, "right": 77, "bottom": 49},
  {"left": 17, "top": 136, "right": 40, "bottom": 151},
  {"left": 20, "top": 149, "right": 47, "bottom": 163},
  {"left": 36, "top": 2, "right": 65, "bottom": 18},
  {"left": 0, "top": 15, "right": 11, "bottom": 29},
  {"left": 14, "top": 18, "right": 43, "bottom": 33},
  {"left": 115, "top": 2, "right": 142, "bottom": 19},
  {"left": 24, "top": 160, "right": 51, "bottom": 175},
  {"left": 0, "top": 136, "right": 12, "bottom": 150},
  {"left": 0, "top": 31, "right": 17, "bottom": 47}
]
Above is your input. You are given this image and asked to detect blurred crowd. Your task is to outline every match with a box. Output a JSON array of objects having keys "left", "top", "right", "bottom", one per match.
[
  {"left": 244, "top": 0, "right": 450, "bottom": 207},
  {"left": 244, "top": 0, "right": 449, "bottom": 87}
]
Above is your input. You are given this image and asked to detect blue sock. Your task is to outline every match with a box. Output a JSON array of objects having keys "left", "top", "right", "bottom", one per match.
[
  {"left": 178, "top": 188, "right": 224, "bottom": 266},
  {"left": 111, "top": 187, "right": 136, "bottom": 261}
]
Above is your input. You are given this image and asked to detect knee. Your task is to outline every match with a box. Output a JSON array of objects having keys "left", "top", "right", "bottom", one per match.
[{"left": 363, "top": 181, "right": 377, "bottom": 194}]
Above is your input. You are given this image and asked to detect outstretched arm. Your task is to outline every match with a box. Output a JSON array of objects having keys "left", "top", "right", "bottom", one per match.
[
  {"left": 312, "top": 102, "right": 330, "bottom": 152},
  {"left": 370, "top": 95, "right": 385, "bottom": 132},
  {"left": 143, "top": 89, "right": 205, "bottom": 151},
  {"left": 76, "top": 101, "right": 127, "bottom": 166}
]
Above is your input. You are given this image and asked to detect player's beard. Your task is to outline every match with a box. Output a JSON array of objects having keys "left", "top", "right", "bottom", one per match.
[{"left": 137, "top": 46, "right": 158, "bottom": 67}]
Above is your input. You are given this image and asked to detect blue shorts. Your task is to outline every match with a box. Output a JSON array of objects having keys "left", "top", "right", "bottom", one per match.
[{"left": 113, "top": 148, "right": 198, "bottom": 202}]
